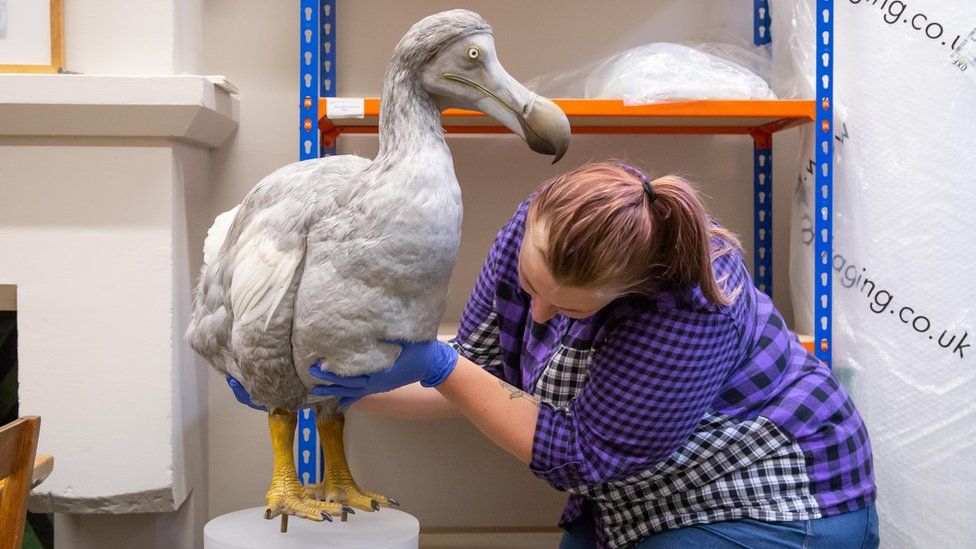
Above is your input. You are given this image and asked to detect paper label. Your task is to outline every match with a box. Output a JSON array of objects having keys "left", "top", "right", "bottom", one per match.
[
  {"left": 326, "top": 98, "right": 365, "bottom": 119},
  {"left": 951, "top": 26, "right": 976, "bottom": 82}
]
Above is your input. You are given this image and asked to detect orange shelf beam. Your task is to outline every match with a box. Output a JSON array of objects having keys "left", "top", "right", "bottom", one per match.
[
  {"left": 319, "top": 98, "right": 815, "bottom": 143},
  {"left": 800, "top": 335, "right": 815, "bottom": 355}
]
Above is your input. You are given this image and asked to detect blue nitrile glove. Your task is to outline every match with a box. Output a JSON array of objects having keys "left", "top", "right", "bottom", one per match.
[
  {"left": 309, "top": 339, "right": 459, "bottom": 408},
  {"left": 226, "top": 374, "right": 267, "bottom": 411}
]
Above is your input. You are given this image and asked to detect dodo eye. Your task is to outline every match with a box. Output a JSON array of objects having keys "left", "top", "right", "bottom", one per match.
[{"left": 466, "top": 46, "right": 481, "bottom": 60}]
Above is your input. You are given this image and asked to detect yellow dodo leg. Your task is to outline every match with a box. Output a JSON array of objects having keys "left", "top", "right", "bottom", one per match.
[
  {"left": 305, "top": 414, "right": 399, "bottom": 512},
  {"left": 264, "top": 410, "right": 347, "bottom": 523}
]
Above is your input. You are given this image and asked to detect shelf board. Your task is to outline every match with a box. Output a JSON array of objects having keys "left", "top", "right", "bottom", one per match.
[
  {"left": 319, "top": 98, "right": 815, "bottom": 137},
  {"left": 0, "top": 75, "right": 239, "bottom": 149}
]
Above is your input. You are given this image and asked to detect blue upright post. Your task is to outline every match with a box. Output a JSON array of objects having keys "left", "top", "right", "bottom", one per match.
[
  {"left": 298, "top": 0, "right": 322, "bottom": 486},
  {"left": 300, "top": 1, "right": 320, "bottom": 164},
  {"left": 814, "top": 0, "right": 834, "bottom": 366},
  {"left": 753, "top": 138, "right": 773, "bottom": 295},
  {"left": 754, "top": 0, "right": 771, "bottom": 46},
  {"left": 321, "top": 0, "right": 337, "bottom": 157},
  {"left": 752, "top": 0, "right": 773, "bottom": 295}
]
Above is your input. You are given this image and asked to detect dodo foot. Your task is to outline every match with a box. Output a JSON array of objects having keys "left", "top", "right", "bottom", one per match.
[
  {"left": 305, "top": 481, "right": 399, "bottom": 512},
  {"left": 265, "top": 484, "right": 346, "bottom": 522}
]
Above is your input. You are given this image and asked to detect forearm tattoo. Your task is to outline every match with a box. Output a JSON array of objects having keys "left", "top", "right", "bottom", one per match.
[{"left": 499, "top": 379, "right": 540, "bottom": 405}]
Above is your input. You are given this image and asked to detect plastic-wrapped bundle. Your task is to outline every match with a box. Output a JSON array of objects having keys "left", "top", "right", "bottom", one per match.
[
  {"left": 779, "top": 0, "right": 976, "bottom": 546},
  {"left": 583, "top": 43, "right": 776, "bottom": 103},
  {"left": 527, "top": 42, "right": 776, "bottom": 103}
]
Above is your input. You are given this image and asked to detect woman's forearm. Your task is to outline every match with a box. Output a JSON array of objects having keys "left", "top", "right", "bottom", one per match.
[
  {"left": 435, "top": 356, "right": 539, "bottom": 464},
  {"left": 351, "top": 381, "right": 461, "bottom": 420}
]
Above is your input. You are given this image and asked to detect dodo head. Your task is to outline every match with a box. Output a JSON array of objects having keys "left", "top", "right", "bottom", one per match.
[{"left": 389, "top": 10, "right": 570, "bottom": 163}]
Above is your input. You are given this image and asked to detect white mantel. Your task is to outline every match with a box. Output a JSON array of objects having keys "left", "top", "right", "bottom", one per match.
[
  {"left": 0, "top": 73, "right": 237, "bottom": 544},
  {"left": 0, "top": 74, "right": 238, "bottom": 147}
]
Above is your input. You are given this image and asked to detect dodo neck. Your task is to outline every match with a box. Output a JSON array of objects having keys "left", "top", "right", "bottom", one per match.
[{"left": 375, "top": 70, "right": 449, "bottom": 164}]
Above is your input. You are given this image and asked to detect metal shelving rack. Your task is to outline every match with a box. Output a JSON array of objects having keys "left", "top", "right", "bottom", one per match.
[{"left": 298, "top": 0, "right": 834, "bottom": 489}]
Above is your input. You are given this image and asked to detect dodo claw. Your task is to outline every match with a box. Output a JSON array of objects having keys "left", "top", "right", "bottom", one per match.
[
  {"left": 341, "top": 505, "right": 356, "bottom": 515},
  {"left": 387, "top": 497, "right": 400, "bottom": 508},
  {"left": 321, "top": 512, "right": 333, "bottom": 522},
  {"left": 370, "top": 499, "right": 380, "bottom": 512}
]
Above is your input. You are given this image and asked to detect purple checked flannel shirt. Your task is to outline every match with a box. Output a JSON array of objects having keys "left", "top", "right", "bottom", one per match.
[{"left": 451, "top": 200, "right": 876, "bottom": 548}]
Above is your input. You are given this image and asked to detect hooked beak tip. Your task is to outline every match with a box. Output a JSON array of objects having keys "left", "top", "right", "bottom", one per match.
[
  {"left": 522, "top": 96, "right": 570, "bottom": 163},
  {"left": 551, "top": 142, "right": 568, "bottom": 164}
]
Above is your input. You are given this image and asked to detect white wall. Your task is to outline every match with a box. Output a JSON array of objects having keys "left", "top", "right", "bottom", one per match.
[
  {"left": 203, "top": 0, "right": 802, "bottom": 532},
  {"left": 65, "top": 1, "right": 171, "bottom": 74},
  {"left": 167, "top": 142, "right": 213, "bottom": 549},
  {"left": 63, "top": 0, "right": 203, "bottom": 74},
  {"left": 2, "top": 142, "right": 179, "bottom": 507},
  {"left": 1, "top": 5, "right": 220, "bottom": 549},
  {"left": 173, "top": 0, "right": 204, "bottom": 74},
  {"left": 0, "top": 138, "right": 213, "bottom": 548}
]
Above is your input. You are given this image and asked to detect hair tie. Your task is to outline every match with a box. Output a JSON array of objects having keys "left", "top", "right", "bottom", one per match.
[
  {"left": 618, "top": 163, "right": 657, "bottom": 204},
  {"left": 642, "top": 179, "right": 657, "bottom": 204}
]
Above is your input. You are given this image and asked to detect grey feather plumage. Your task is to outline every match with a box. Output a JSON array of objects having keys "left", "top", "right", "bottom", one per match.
[
  {"left": 188, "top": 10, "right": 489, "bottom": 414},
  {"left": 187, "top": 9, "right": 569, "bottom": 521},
  {"left": 188, "top": 8, "right": 569, "bottom": 421}
]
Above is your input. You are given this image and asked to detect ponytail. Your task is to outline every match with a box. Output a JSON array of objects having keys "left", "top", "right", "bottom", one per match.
[
  {"left": 527, "top": 162, "right": 742, "bottom": 306},
  {"left": 644, "top": 176, "right": 741, "bottom": 306}
]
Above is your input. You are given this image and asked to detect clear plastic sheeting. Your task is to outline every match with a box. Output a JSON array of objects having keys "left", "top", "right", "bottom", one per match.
[
  {"left": 526, "top": 42, "right": 777, "bottom": 104},
  {"left": 780, "top": 0, "right": 976, "bottom": 547},
  {"left": 769, "top": 0, "right": 815, "bottom": 99}
]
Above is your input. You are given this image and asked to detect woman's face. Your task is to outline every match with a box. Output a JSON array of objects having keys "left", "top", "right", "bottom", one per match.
[{"left": 517, "top": 234, "right": 616, "bottom": 324}]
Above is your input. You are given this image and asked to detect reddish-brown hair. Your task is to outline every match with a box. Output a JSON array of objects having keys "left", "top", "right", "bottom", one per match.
[{"left": 526, "top": 161, "right": 742, "bottom": 306}]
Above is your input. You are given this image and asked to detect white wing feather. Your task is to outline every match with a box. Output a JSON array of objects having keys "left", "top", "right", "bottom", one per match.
[
  {"left": 229, "top": 220, "right": 305, "bottom": 331},
  {"left": 203, "top": 205, "right": 240, "bottom": 266}
]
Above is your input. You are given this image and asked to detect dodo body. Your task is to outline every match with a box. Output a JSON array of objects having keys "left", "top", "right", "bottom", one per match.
[{"left": 186, "top": 9, "right": 569, "bottom": 522}]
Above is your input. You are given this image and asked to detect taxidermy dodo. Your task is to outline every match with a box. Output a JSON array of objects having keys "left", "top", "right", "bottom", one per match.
[{"left": 187, "top": 9, "right": 570, "bottom": 525}]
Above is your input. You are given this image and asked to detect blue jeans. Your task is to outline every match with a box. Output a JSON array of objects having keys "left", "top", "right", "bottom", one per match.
[{"left": 559, "top": 505, "right": 879, "bottom": 549}]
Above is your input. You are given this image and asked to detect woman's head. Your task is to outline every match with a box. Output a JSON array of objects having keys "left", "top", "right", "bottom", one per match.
[{"left": 521, "top": 161, "right": 741, "bottom": 323}]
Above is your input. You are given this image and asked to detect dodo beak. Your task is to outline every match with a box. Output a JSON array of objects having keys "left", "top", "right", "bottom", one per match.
[
  {"left": 444, "top": 67, "right": 570, "bottom": 164},
  {"left": 518, "top": 94, "right": 571, "bottom": 164}
]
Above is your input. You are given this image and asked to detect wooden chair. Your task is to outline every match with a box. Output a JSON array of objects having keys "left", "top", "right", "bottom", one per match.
[{"left": 0, "top": 416, "right": 54, "bottom": 549}]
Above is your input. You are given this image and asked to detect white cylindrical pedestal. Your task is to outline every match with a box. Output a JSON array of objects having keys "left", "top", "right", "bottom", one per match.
[{"left": 204, "top": 507, "right": 419, "bottom": 549}]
